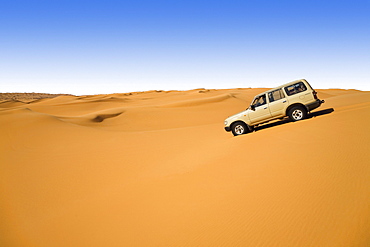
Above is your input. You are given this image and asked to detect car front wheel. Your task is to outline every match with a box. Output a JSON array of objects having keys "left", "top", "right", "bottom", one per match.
[{"left": 231, "top": 122, "right": 248, "bottom": 136}]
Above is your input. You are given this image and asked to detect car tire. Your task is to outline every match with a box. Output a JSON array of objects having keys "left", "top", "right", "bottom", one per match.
[
  {"left": 231, "top": 122, "right": 248, "bottom": 136},
  {"left": 288, "top": 106, "right": 307, "bottom": 121}
]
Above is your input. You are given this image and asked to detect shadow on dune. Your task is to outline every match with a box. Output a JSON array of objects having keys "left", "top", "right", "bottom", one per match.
[
  {"left": 309, "top": 108, "right": 335, "bottom": 118},
  {"left": 92, "top": 112, "right": 123, "bottom": 123},
  {"left": 254, "top": 108, "right": 335, "bottom": 132}
]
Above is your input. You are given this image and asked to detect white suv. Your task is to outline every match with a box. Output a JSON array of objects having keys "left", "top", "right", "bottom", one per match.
[{"left": 224, "top": 79, "right": 324, "bottom": 136}]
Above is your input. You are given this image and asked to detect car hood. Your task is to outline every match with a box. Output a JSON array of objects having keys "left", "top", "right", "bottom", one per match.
[{"left": 225, "top": 109, "right": 249, "bottom": 121}]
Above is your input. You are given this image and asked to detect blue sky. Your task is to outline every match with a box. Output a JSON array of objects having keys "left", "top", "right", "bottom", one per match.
[{"left": 1, "top": 0, "right": 369, "bottom": 95}]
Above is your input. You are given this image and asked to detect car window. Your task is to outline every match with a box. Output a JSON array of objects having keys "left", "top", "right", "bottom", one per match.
[
  {"left": 268, "top": 89, "right": 284, "bottom": 102},
  {"left": 284, "top": 82, "right": 307, "bottom": 96},
  {"left": 252, "top": 94, "right": 267, "bottom": 107}
]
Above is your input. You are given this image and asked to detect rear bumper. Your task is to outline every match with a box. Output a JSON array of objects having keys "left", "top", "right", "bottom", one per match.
[{"left": 306, "top": 99, "right": 324, "bottom": 111}]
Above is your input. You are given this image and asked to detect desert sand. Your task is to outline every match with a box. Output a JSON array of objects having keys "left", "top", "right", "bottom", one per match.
[{"left": 1, "top": 88, "right": 369, "bottom": 246}]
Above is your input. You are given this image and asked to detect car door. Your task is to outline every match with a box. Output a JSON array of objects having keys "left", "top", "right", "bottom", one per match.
[
  {"left": 268, "top": 88, "right": 288, "bottom": 118},
  {"left": 248, "top": 94, "right": 272, "bottom": 124}
]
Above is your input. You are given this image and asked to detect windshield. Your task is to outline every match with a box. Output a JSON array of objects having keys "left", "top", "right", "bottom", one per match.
[{"left": 251, "top": 94, "right": 266, "bottom": 107}]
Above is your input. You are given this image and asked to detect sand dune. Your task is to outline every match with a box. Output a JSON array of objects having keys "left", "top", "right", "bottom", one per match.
[{"left": 1, "top": 88, "right": 369, "bottom": 246}]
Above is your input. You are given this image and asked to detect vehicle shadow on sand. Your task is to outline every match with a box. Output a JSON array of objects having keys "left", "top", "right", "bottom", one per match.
[{"left": 254, "top": 108, "right": 335, "bottom": 132}]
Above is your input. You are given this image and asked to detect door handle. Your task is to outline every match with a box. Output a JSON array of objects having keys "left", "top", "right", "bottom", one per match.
[
  {"left": 264, "top": 107, "right": 267, "bottom": 109},
  {"left": 282, "top": 100, "right": 287, "bottom": 103}
]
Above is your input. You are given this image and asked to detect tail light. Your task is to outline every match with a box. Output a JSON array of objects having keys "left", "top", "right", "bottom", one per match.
[{"left": 313, "top": 91, "right": 318, "bottom": 99}]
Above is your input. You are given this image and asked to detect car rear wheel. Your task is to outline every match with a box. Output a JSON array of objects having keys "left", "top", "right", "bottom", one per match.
[
  {"left": 231, "top": 122, "right": 248, "bottom": 136},
  {"left": 288, "top": 106, "right": 307, "bottom": 121}
]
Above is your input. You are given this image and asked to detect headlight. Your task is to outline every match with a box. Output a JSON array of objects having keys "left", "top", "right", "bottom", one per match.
[{"left": 224, "top": 120, "right": 228, "bottom": 126}]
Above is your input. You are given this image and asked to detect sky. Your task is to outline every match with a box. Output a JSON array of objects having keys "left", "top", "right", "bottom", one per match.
[{"left": 1, "top": 0, "right": 370, "bottom": 95}]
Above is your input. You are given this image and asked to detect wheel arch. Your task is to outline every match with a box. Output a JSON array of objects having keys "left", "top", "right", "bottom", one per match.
[
  {"left": 231, "top": 120, "right": 253, "bottom": 131},
  {"left": 285, "top": 103, "right": 307, "bottom": 116}
]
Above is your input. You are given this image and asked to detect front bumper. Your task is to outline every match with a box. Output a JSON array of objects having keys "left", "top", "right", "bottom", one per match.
[
  {"left": 224, "top": 126, "right": 231, "bottom": 132},
  {"left": 306, "top": 99, "right": 325, "bottom": 111}
]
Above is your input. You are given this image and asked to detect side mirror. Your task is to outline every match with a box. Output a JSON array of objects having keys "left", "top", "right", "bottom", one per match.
[{"left": 250, "top": 105, "right": 255, "bottom": 111}]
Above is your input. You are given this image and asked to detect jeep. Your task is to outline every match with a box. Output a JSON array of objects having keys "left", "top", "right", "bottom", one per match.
[{"left": 224, "top": 79, "right": 325, "bottom": 136}]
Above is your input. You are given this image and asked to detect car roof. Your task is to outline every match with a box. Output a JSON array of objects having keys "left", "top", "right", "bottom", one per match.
[{"left": 255, "top": 79, "right": 308, "bottom": 97}]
